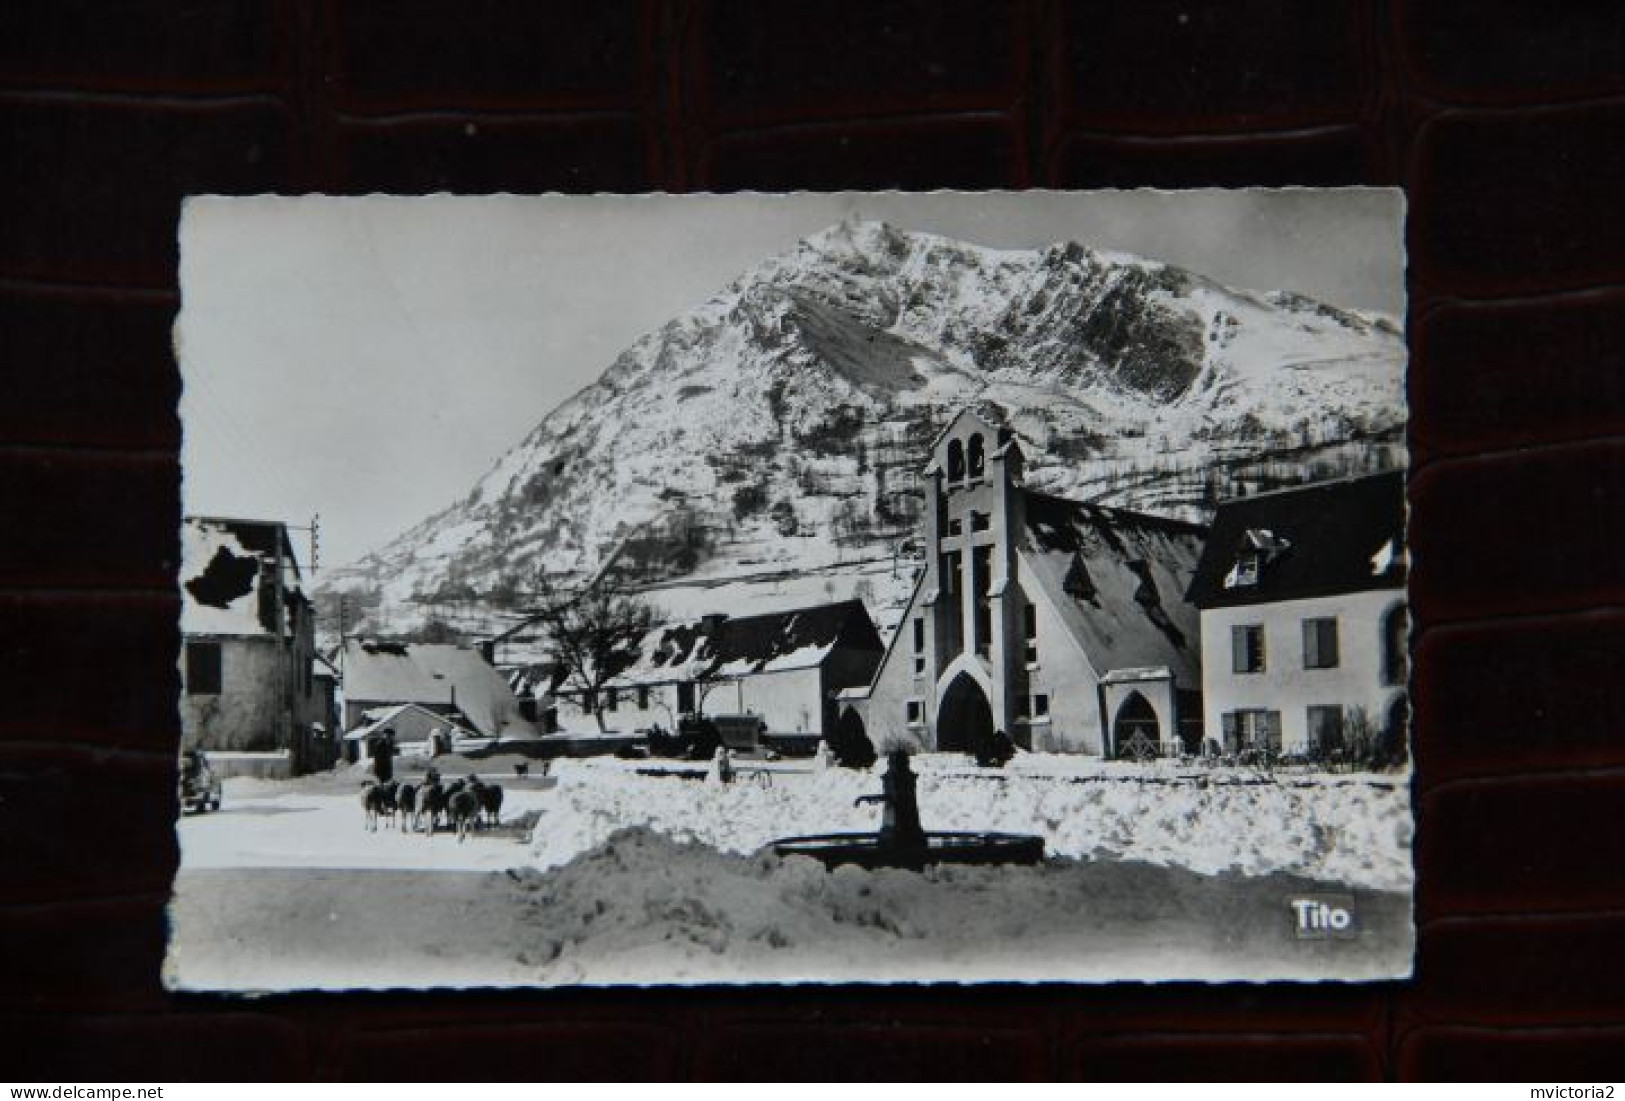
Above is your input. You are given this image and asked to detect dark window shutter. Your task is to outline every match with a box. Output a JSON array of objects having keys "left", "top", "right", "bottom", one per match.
[
  {"left": 1265, "top": 710, "right": 1283, "bottom": 751},
  {"left": 1305, "top": 618, "right": 1341, "bottom": 669},
  {"left": 1232, "top": 626, "right": 1248, "bottom": 673},
  {"left": 186, "top": 642, "right": 222, "bottom": 695},
  {"left": 1221, "top": 711, "right": 1238, "bottom": 753}
]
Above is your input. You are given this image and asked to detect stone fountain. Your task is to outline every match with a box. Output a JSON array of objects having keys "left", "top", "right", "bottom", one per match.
[{"left": 769, "top": 750, "right": 1045, "bottom": 871}]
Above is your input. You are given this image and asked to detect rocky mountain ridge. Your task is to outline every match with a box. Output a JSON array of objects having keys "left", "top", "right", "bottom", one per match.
[{"left": 322, "top": 220, "right": 1405, "bottom": 637}]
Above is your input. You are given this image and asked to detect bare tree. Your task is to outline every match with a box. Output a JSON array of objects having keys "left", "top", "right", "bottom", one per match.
[{"left": 526, "top": 572, "right": 656, "bottom": 732}]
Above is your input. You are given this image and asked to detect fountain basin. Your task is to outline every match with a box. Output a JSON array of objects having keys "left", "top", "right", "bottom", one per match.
[{"left": 769, "top": 830, "right": 1045, "bottom": 871}]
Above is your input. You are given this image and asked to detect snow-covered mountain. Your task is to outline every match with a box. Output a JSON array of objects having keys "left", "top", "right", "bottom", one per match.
[{"left": 322, "top": 220, "right": 1404, "bottom": 635}]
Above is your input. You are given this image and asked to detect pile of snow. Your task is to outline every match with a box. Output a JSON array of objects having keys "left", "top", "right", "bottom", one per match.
[
  {"left": 508, "top": 826, "right": 1411, "bottom": 985},
  {"left": 528, "top": 756, "right": 1413, "bottom": 892}
]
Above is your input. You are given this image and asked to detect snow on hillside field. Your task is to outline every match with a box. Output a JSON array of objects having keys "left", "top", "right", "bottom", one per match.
[
  {"left": 322, "top": 220, "right": 1405, "bottom": 634},
  {"left": 530, "top": 756, "right": 1413, "bottom": 893}
]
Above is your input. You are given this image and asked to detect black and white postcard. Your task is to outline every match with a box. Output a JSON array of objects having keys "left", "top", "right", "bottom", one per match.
[{"left": 169, "top": 190, "right": 1412, "bottom": 989}]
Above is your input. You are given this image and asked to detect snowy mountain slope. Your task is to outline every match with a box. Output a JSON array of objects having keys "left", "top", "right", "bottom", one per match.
[{"left": 322, "top": 220, "right": 1404, "bottom": 636}]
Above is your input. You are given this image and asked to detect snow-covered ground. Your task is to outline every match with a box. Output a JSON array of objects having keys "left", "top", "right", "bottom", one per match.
[
  {"left": 167, "top": 758, "right": 1414, "bottom": 990},
  {"left": 179, "top": 755, "right": 1412, "bottom": 890},
  {"left": 177, "top": 779, "right": 552, "bottom": 872},
  {"left": 530, "top": 755, "right": 1413, "bottom": 893},
  {"left": 169, "top": 824, "right": 1413, "bottom": 990}
]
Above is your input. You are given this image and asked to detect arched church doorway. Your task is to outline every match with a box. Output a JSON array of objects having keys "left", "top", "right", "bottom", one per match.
[
  {"left": 937, "top": 673, "right": 993, "bottom": 754},
  {"left": 829, "top": 707, "right": 877, "bottom": 769},
  {"left": 1113, "top": 691, "right": 1161, "bottom": 759}
]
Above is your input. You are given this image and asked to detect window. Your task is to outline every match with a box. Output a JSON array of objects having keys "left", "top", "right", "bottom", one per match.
[
  {"left": 1224, "top": 553, "right": 1261, "bottom": 589},
  {"left": 967, "top": 433, "right": 985, "bottom": 479},
  {"left": 1222, "top": 709, "right": 1281, "bottom": 753},
  {"left": 948, "top": 517, "right": 963, "bottom": 536},
  {"left": 970, "top": 510, "right": 990, "bottom": 532},
  {"left": 1303, "top": 617, "right": 1340, "bottom": 669},
  {"left": 947, "top": 439, "right": 965, "bottom": 482},
  {"left": 1032, "top": 693, "right": 1050, "bottom": 719},
  {"left": 972, "top": 546, "right": 993, "bottom": 657},
  {"left": 1382, "top": 604, "right": 1409, "bottom": 686},
  {"left": 940, "top": 550, "right": 964, "bottom": 655},
  {"left": 605, "top": 687, "right": 619, "bottom": 712},
  {"left": 905, "top": 700, "right": 924, "bottom": 725},
  {"left": 186, "top": 642, "right": 222, "bottom": 695},
  {"left": 912, "top": 618, "right": 927, "bottom": 676},
  {"left": 637, "top": 685, "right": 650, "bottom": 710},
  {"left": 583, "top": 689, "right": 597, "bottom": 714},
  {"left": 1023, "top": 603, "right": 1038, "bottom": 665},
  {"left": 1231, "top": 624, "right": 1266, "bottom": 674},
  {"left": 1307, "top": 705, "right": 1344, "bottom": 754},
  {"left": 676, "top": 682, "right": 695, "bottom": 714}
]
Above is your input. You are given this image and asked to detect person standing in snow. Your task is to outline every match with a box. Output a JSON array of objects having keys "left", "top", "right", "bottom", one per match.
[
  {"left": 707, "top": 745, "right": 734, "bottom": 785},
  {"left": 813, "top": 740, "right": 835, "bottom": 771},
  {"left": 371, "top": 727, "right": 396, "bottom": 783}
]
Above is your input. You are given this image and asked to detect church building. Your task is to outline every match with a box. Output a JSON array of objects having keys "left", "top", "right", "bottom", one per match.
[{"left": 842, "top": 409, "right": 1208, "bottom": 757}]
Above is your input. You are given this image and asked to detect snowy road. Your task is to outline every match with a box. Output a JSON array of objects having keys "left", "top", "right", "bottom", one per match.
[{"left": 176, "top": 782, "right": 552, "bottom": 872}]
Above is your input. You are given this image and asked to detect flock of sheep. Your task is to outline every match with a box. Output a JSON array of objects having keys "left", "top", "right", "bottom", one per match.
[{"left": 360, "top": 774, "right": 503, "bottom": 842}]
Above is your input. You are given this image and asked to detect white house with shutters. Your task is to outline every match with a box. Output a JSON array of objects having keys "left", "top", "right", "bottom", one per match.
[{"left": 1184, "top": 470, "right": 1409, "bottom": 760}]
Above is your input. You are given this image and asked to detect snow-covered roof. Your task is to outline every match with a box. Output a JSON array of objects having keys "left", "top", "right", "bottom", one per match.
[
  {"left": 180, "top": 517, "right": 306, "bottom": 637},
  {"left": 600, "top": 599, "right": 884, "bottom": 690},
  {"left": 1100, "top": 666, "right": 1174, "bottom": 685},
  {"left": 1019, "top": 491, "right": 1206, "bottom": 686},
  {"left": 343, "top": 702, "right": 479, "bottom": 743},
  {"left": 1186, "top": 471, "right": 1406, "bottom": 609},
  {"left": 341, "top": 640, "right": 538, "bottom": 739},
  {"left": 506, "top": 661, "right": 563, "bottom": 704}
]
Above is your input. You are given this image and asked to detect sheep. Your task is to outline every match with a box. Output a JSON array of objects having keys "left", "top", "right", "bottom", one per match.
[
  {"left": 361, "top": 780, "right": 398, "bottom": 832},
  {"left": 395, "top": 782, "right": 418, "bottom": 832},
  {"left": 477, "top": 781, "right": 504, "bottom": 828},
  {"left": 448, "top": 787, "right": 481, "bottom": 843},
  {"left": 418, "top": 779, "right": 446, "bottom": 836}
]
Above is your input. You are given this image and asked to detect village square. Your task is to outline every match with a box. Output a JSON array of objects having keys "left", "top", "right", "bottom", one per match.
[{"left": 169, "top": 403, "right": 1413, "bottom": 988}]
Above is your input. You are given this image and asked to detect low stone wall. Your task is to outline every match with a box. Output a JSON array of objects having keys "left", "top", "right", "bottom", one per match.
[
  {"left": 206, "top": 751, "right": 294, "bottom": 781},
  {"left": 512, "top": 735, "right": 646, "bottom": 760}
]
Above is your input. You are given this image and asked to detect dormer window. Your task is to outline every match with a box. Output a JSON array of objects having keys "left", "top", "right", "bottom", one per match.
[
  {"left": 947, "top": 439, "right": 965, "bottom": 482},
  {"left": 967, "top": 434, "right": 985, "bottom": 479},
  {"left": 1225, "top": 553, "right": 1262, "bottom": 589},
  {"left": 1222, "top": 528, "right": 1291, "bottom": 589}
]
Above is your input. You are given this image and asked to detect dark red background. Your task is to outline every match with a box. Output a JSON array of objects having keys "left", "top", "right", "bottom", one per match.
[{"left": 3, "top": 0, "right": 1623, "bottom": 1081}]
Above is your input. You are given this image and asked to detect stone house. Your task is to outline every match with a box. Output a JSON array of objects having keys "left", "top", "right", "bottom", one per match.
[
  {"left": 179, "top": 516, "right": 327, "bottom": 774},
  {"left": 549, "top": 600, "right": 885, "bottom": 742},
  {"left": 340, "top": 639, "right": 539, "bottom": 740}
]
